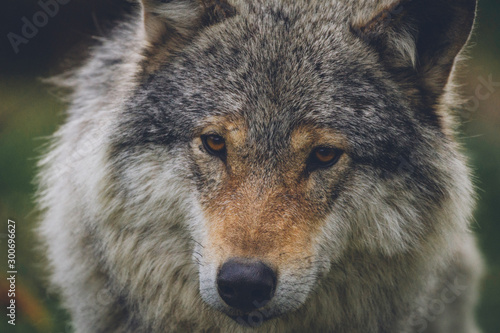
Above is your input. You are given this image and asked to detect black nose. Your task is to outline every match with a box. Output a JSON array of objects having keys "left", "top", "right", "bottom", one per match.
[{"left": 217, "top": 259, "right": 277, "bottom": 312}]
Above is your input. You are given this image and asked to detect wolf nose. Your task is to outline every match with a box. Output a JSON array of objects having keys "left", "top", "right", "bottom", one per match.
[{"left": 217, "top": 259, "right": 276, "bottom": 312}]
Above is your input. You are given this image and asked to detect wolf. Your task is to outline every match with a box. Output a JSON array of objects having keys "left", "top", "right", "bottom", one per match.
[{"left": 37, "top": 0, "right": 483, "bottom": 332}]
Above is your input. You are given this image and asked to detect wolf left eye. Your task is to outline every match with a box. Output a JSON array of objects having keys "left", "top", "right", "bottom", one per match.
[
  {"left": 308, "top": 147, "right": 342, "bottom": 171},
  {"left": 201, "top": 134, "right": 226, "bottom": 158}
]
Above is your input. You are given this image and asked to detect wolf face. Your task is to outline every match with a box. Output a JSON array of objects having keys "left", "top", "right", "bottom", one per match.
[
  {"left": 100, "top": 0, "right": 477, "bottom": 326},
  {"left": 39, "top": 0, "right": 481, "bottom": 331}
]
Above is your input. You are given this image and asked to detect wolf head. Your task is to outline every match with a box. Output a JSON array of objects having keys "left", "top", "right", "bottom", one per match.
[{"left": 74, "top": 0, "right": 477, "bottom": 328}]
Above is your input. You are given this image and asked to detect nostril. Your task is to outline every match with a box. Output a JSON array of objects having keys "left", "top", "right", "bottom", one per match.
[
  {"left": 251, "top": 288, "right": 269, "bottom": 302},
  {"left": 217, "top": 258, "right": 277, "bottom": 312},
  {"left": 219, "top": 285, "right": 235, "bottom": 297}
]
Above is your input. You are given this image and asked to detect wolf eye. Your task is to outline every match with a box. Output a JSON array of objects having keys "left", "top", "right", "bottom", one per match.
[
  {"left": 202, "top": 134, "right": 226, "bottom": 157},
  {"left": 308, "top": 147, "right": 342, "bottom": 171}
]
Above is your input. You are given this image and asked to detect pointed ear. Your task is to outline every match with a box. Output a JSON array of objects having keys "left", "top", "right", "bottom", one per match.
[
  {"left": 139, "top": 0, "right": 237, "bottom": 45},
  {"left": 352, "top": 0, "right": 476, "bottom": 102}
]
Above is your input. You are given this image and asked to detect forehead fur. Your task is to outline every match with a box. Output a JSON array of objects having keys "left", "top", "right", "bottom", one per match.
[{"left": 118, "top": 0, "right": 447, "bottom": 175}]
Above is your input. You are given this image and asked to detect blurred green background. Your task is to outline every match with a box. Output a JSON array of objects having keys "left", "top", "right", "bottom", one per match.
[{"left": 0, "top": 0, "right": 498, "bottom": 332}]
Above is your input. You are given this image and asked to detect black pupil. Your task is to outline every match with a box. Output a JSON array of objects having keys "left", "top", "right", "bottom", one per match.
[
  {"left": 318, "top": 148, "right": 329, "bottom": 156},
  {"left": 318, "top": 148, "right": 333, "bottom": 159},
  {"left": 211, "top": 136, "right": 223, "bottom": 146}
]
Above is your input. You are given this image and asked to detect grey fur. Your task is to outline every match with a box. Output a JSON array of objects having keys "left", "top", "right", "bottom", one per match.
[{"left": 37, "top": 0, "right": 483, "bottom": 332}]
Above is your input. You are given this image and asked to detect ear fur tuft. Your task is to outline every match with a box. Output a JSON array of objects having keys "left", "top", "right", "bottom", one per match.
[
  {"left": 139, "top": 0, "right": 237, "bottom": 45},
  {"left": 200, "top": 0, "right": 237, "bottom": 27},
  {"left": 352, "top": 0, "right": 477, "bottom": 95}
]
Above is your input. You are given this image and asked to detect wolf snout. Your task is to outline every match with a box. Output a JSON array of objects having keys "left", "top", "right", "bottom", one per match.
[{"left": 217, "top": 258, "right": 277, "bottom": 312}]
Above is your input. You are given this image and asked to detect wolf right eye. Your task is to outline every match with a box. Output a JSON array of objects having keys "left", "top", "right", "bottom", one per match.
[
  {"left": 307, "top": 147, "right": 342, "bottom": 172},
  {"left": 201, "top": 135, "right": 227, "bottom": 158}
]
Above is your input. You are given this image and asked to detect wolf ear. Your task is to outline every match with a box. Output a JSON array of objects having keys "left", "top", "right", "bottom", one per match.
[
  {"left": 353, "top": 0, "right": 476, "bottom": 101},
  {"left": 139, "top": 0, "right": 237, "bottom": 45}
]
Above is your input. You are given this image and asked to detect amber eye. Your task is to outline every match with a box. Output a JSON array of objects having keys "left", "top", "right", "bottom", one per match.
[
  {"left": 308, "top": 147, "right": 342, "bottom": 171},
  {"left": 315, "top": 148, "right": 336, "bottom": 163},
  {"left": 202, "top": 134, "right": 226, "bottom": 157}
]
